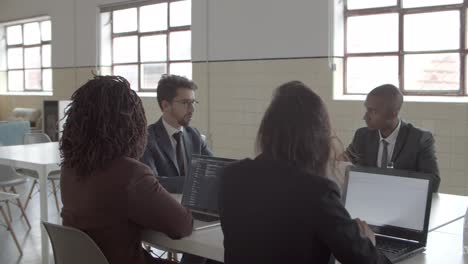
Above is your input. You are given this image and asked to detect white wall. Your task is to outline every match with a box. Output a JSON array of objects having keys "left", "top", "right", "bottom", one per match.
[
  {"left": 0, "top": 0, "right": 331, "bottom": 65},
  {"left": 192, "top": 0, "right": 329, "bottom": 61}
]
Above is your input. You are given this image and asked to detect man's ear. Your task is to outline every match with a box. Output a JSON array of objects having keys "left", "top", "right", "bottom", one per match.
[{"left": 161, "top": 100, "right": 171, "bottom": 112}]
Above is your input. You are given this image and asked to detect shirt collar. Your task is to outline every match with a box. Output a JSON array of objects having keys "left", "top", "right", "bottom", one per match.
[
  {"left": 162, "top": 118, "right": 184, "bottom": 137},
  {"left": 379, "top": 119, "right": 401, "bottom": 145}
]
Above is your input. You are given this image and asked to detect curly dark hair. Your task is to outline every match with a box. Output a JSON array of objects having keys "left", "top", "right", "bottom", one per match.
[{"left": 59, "top": 75, "right": 147, "bottom": 177}]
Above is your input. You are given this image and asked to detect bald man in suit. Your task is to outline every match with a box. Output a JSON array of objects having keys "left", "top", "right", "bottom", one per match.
[{"left": 345, "top": 84, "right": 440, "bottom": 193}]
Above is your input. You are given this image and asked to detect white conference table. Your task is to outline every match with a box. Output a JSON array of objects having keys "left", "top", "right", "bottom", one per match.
[
  {"left": 0, "top": 142, "right": 60, "bottom": 264},
  {"left": 143, "top": 193, "right": 468, "bottom": 263}
]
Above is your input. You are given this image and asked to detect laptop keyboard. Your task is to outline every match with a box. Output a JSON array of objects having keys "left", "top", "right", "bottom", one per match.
[
  {"left": 192, "top": 211, "right": 220, "bottom": 222},
  {"left": 376, "top": 236, "right": 416, "bottom": 255}
]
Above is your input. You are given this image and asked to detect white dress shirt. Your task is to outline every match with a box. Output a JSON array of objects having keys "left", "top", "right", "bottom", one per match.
[{"left": 377, "top": 120, "right": 401, "bottom": 168}]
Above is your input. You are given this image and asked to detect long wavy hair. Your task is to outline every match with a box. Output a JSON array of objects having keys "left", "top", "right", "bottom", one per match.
[
  {"left": 256, "top": 81, "right": 333, "bottom": 177},
  {"left": 59, "top": 75, "right": 147, "bottom": 177}
]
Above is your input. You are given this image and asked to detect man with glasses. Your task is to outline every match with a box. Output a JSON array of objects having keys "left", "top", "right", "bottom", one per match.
[
  {"left": 142, "top": 75, "right": 217, "bottom": 264},
  {"left": 142, "top": 74, "right": 213, "bottom": 193}
]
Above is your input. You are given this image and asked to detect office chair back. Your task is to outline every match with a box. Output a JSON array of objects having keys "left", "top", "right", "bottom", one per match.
[
  {"left": 42, "top": 222, "right": 109, "bottom": 264},
  {"left": 0, "top": 164, "right": 28, "bottom": 187},
  {"left": 23, "top": 133, "right": 51, "bottom": 144}
]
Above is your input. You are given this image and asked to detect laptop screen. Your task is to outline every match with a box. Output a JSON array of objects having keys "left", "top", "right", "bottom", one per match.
[
  {"left": 344, "top": 167, "right": 432, "bottom": 242},
  {"left": 181, "top": 155, "right": 235, "bottom": 215}
]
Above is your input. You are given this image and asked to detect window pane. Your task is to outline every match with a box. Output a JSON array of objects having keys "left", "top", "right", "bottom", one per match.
[
  {"left": 140, "top": 35, "right": 167, "bottom": 62},
  {"left": 114, "top": 65, "right": 138, "bottom": 91},
  {"left": 405, "top": 11, "right": 459, "bottom": 52},
  {"left": 113, "top": 8, "right": 137, "bottom": 33},
  {"left": 25, "top": 69, "right": 42, "bottom": 90},
  {"left": 24, "top": 47, "right": 41, "bottom": 69},
  {"left": 404, "top": 53, "right": 459, "bottom": 91},
  {"left": 8, "top": 70, "right": 24, "bottom": 91},
  {"left": 169, "top": 31, "right": 191, "bottom": 60},
  {"left": 403, "top": 0, "right": 462, "bottom": 8},
  {"left": 23, "top": 22, "right": 41, "bottom": 45},
  {"left": 41, "top": 20, "right": 51, "bottom": 41},
  {"left": 6, "top": 25, "right": 22, "bottom": 45},
  {"left": 347, "top": 13, "right": 398, "bottom": 53},
  {"left": 141, "top": 63, "right": 166, "bottom": 89},
  {"left": 170, "top": 0, "right": 191, "bottom": 27},
  {"left": 42, "top": 45, "right": 51, "bottom": 67},
  {"left": 7, "top": 48, "right": 23, "bottom": 69},
  {"left": 113, "top": 36, "right": 138, "bottom": 63},
  {"left": 347, "top": 0, "right": 396, "bottom": 10},
  {"left": 170, "top": 62, "right": 192, "bottom": 79},
  {"left": 346, "top": 56, "right": 398, "bottom": 94},
  {"left": 43, "top": 69, "right": 52, "bottom": 91},
  {"left": 140, "top": 3, "right": 168, "bottom": 32},
  {"left": 101, "top": 12, "right": 112, "bottom": 66}
]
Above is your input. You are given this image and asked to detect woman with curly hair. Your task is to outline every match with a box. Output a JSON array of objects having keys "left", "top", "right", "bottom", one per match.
[{"left": 60, "top": 75, "right": 192, "bottom": 264}]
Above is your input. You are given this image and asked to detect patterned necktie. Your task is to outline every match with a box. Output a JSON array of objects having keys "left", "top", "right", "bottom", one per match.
[
  {"left": 173, "top": 131, "right": 185, "bottom": 176},
  {"left": 380, "top": 139, "right": 389, "bottom": 168}
]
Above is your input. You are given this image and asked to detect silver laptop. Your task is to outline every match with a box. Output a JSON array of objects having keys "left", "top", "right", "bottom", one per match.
[
  {"left": 181, "top": 155, "right": 235, "bottom": 231},
  {"left": 344, "top": 166, "right": 433, "bottom": 263}
]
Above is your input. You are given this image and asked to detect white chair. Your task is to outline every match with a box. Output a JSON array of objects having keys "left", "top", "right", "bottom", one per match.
[
  {"left": 20, "top": 133, "right": 61, "bottom": 212},
  {"left": 42, "top": 222, "right": 110, "bottom": 264},
  {"left": 0, "top": 191, "right": 26, "bottom": 255},
  {"left": 0, "top": 164, "right": 31, "bottom": 231}
]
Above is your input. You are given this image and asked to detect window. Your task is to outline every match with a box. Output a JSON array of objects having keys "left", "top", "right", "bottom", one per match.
[
  {"left": 0, "top": 17, "right": 52, "bottom": 93},
  {"left": 100, "top": 0, "right": 192, "bottom": 92},
  {"left": 344, "top": 0, "right": 466, "bottom": 96}
]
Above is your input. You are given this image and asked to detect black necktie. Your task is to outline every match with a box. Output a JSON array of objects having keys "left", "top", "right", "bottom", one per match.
[
  {"left": 381, "top": 139, "right": 389, "bottom": 168},
  {"left": 173, "top": 131, "right": 185, "bottom": 176}
]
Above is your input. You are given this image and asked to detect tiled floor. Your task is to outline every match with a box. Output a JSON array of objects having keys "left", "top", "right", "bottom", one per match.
[{"left": 0, "top": 180, "right": 177, "bottom": 264}]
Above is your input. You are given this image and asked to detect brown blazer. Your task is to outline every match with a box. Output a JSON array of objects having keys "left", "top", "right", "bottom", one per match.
[{"left": 61, "top": 157, "right": 193, "bottom": 264}]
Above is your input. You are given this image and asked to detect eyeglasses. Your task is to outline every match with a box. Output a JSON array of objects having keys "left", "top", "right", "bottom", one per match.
[{"left": 173, "top": 99, "right": 199, "bottom": 108}]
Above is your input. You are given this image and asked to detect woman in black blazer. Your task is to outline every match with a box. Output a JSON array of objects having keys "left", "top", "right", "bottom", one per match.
[{"left": 219, "top": 81, "right": 391, "bottom": 264}]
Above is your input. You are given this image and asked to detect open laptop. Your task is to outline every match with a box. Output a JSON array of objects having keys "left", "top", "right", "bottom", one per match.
[
  {"left": 343, "top": 166, "right": 433, "bottom": 263},
  {"left": 181, "top": 155, "right": 235, "bottom": 231}
]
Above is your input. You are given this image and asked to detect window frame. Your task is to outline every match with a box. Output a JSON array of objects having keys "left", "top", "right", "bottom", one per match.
[
  {"left": 102, "top": 0, "right": 191, "bottom": 93},
  {"left": 344, "top": 1, "right": 467, "bottom": 96},
  {"left": 4, "top": 17, "right": 52, "bottom": 93}
]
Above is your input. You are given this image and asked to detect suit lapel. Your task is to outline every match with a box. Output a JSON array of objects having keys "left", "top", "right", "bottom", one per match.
[
  {"left": 368, "top": 130, "right": 379, "bottom": 167},
  {"left": 154, "top": 119, "right": 180, "bottom": 175},
  {"left": 392, "top": 121, "right": 409, "bottom": 163}
]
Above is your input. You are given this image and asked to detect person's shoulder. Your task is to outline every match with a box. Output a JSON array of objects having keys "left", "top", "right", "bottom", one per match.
[
  {"left": 354, "top": 126, "right": 371, "bottom": 137},
  {"left": 306, "top": 172, "right": 341, "bottom": 196},
  {"left": 147, "top": 120, "right": 161, "bottom": 134},
  {"left": 185, "top": 126, "right": 202, "bottom": 136},
  {"left": 402, "top": 121, "right": 434, "bottom": 140},
  {"left": 112, "top": 157, "right": 153, "bottom": 178}
]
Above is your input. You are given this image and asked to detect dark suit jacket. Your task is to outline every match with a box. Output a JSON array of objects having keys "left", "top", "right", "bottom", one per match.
[
  {"left": 219, "top": 157, "right": 391, "bottom": 264},
  {"left": 141, "top": 118, "right": 213, "bottom": 192},
  {"left": 61, "top": 157, "right": 193, "bottom": 264},
  {"left": 347, "top": 121, "right": 440, "bottom": 192}
]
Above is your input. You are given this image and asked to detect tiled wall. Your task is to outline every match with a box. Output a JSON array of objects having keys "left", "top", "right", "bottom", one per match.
[
  {"left": 193, "top": 58, "right": 468, "bottom": 196},
  {"left": 1, "top": 57, "right": 467, "bottom": 195}
]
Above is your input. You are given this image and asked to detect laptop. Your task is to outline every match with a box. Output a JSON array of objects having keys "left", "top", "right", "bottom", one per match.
[
  {"left": 181, "top": 155, "right": 236, "bottom": 231},
  {"left": 343, "top": 166, "right": 433, "bottom": 263}
]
